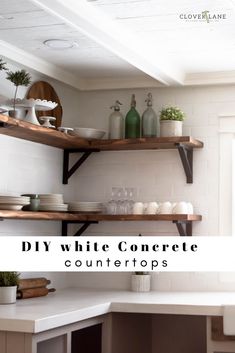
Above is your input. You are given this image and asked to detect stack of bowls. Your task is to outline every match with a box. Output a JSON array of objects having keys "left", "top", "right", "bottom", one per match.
[
  {"left": 39, "top": 194, "right": 68, "bottom": 212},
  {"left": 0, "top": 195, "right": 30, "bottom": 210}
]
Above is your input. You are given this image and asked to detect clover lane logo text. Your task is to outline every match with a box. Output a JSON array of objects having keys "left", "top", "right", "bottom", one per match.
[{"left": 179, "top": 10, "right": 226, "bottom": 23}]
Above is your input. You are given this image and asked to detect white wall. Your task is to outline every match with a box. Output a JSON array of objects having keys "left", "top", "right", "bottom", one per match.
[
  {"left": 66, "top": 85, "right": 235, "bottom": 291},
  {"left": 0, "top": 61, "right": 79, "bottom": 288},
  {"left": 68, "top": 86, "right": 223, "bottom": 236},
  {"left": 1, "top": 61, "right": 235, "bottom": 291}
]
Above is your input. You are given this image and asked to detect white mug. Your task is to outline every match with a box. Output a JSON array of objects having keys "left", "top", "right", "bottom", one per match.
[
  {"left": 159, "top": 201, "right": 172, "bottom": 214},
  {"left": 133, "top": 202, "right": 144, "bottom": 215},
  {"left": 173, "top": 202, "right": 188, "bottom": 214},
  {"left": 187, "top": 202, "right": 194, "bottom": 214},
  {"left": 146, "top": 202, "right": 158, "bottom": 215}
]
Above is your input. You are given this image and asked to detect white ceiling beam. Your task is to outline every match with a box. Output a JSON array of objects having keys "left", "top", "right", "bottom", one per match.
[
  {"left": 81, "top": 76, "right": 164, "bottom": 91},
  {"left": 31, "top": 0, "right": 184, "bottom": 86},
  {"left": 0, "top": 40, "right": 85, "bottom": 90},
  {"left": 185, "top": 71, "right": 235, "bottom": 86}
]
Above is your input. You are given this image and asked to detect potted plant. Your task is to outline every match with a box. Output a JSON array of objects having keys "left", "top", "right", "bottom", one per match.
[
  {"left": 160, "top": 106, "right": 185, "bottom": 137},
  {"left": 6, "top": 69, "right": 31, "bottom": 117},
  {"left": 131, "top": 272, "right": 151, "bottom": 292},
  {"left": 0, "top": 58, "right": 8, "bottom": 72},
  {"left": 0, "top": 272, "right": 19, "bottom": 304}
]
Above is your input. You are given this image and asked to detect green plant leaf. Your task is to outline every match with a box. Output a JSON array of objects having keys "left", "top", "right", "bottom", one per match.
[
  {"left": 0, "top": 272, "right": 20, "bottom": 287},
  {"left": 6, "top": 70, "right": 31, "bottom": 87},
  {"left": 0, "top": 58, "right": 8, "bottom": 71},
  {"left": 160, "top": 106, "right": 185, "bottom": 121}
]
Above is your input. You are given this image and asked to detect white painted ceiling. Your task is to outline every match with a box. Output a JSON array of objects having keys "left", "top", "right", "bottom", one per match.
[
  {"left": 1, "top": 0, "right": 235, "bottom": 89},
  {"left": 91, "top": 0, "right": 235, "bottom": 73},
  {"left": 0, "top": 0, "right": 145, "bottom": 79}
]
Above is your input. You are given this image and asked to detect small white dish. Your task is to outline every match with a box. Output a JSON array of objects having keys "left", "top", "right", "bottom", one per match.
[
  {"left": 40, "top": 116, "right": 56, "bottom": 129},
  {"left": 0, "top": 204, "right": 23, "bottom": 210},
  {"left": 72, "top": 127, "right": 106, "bottom": 140},
  {"left": 57, "top": 127, "right": 74, "bottom": 134}
]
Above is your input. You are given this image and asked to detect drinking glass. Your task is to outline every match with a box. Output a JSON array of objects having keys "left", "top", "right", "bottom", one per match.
[
  {"left": 106, "top": 187, "right": 117, "bottom": 214},
  {"left": 122, "top": 187, "right": 136, "bottom": 214},
  {"left": 116, "top": 187, "right": 125, "bottom": 214}
]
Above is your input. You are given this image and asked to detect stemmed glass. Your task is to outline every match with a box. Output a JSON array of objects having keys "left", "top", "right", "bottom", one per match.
[
  {"left": 116, "top": 187, "right": 125, "bottom": 214},
  {"left": 106, "top": 187, "right": 137, "bottom": 215},
  {"left": 106, "top": 187, "right": 117, "bottom": 215},
  {"left": 125, "top": 187, "right": 136, "bottom": 214}
]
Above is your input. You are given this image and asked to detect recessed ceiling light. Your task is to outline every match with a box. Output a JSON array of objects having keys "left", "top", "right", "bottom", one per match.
[{"left": 43, "top": 39, "right": 78, "bottom": 50}]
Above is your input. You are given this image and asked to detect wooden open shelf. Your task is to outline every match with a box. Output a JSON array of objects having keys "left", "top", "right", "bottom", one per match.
[
  {"left": 0, "top": 115, "right": 203, "bottom": 151},
  {"left": 0, "top": 116, "right": 203, "bottom": 235},
  {"left": 0, "top": 211, "right": 202, "bottom": 236},
  {"left": 0, "top": 210, "right": 201, "bottom": 222},
  {"left": 0, "top": 115, "right": 203, "bottom": 184}
]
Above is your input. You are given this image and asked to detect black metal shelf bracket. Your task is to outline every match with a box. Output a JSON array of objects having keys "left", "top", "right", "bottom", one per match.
[
  {"left": 173, "top": 221, "right": 192, "bottom": 236},
  {"left": 62, "top": 220, "right": 99, "bottom": 236},
  {"left": 176, "top": 143, "right": 193, "bottom": 184},
  {"left": 63, "top": 149, "right": 100, "bottom": 184},
  {"left": 0, "top": 122, "right": 10, "bottom": 128}
]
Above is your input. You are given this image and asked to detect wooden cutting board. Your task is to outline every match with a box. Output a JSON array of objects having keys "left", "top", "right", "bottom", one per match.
[{"left": 26, "top": 81, "right": 63, "bottom": 128}]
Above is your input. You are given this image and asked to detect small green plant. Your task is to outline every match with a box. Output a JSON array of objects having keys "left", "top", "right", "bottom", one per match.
[
  {"left": 6, "top": 69, "right": 31, "bottom": 113},
  {"left": 160, "top": 107, "right": 185, "bottom": 121},
  {"left": 0, "top": 58, "right": 8, "bottom": 72},
  {"left": 0, "top": 272, "right": 20, "bottom": 287}
]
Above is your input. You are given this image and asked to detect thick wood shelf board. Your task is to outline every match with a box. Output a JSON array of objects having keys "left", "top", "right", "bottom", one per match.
[
  {"left": 0, "top": 115, "right": 203, "bottom": 151},
  {"left": 89, "top": 136, "right": 203, "bottom": 151},
  {"left": 0, "top": 115, "right": 89, "bottom": 149},
  {"left": 0, "top": 210, "right": 202, "bottom": 222}
]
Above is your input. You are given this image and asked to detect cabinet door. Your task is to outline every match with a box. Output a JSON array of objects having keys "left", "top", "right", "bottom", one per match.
[
  {"left": 71, "top": 324, "right": 102, "bottom": 353},
  {"left": 111, "top": 313, "right": 152, "bottom": 353}
]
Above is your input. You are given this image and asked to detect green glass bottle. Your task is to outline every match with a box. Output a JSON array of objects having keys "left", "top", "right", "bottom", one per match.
[{"left": 125, "top": 94, "right": 141, "bottom": 138}]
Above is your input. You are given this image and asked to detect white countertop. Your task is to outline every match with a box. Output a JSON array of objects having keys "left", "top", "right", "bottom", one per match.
[{"left": 0, "top": 288, "right": 235, "bottom": 333}]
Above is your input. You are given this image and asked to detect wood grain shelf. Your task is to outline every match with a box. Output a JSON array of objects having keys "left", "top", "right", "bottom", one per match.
[
  {"left": 0, "top": 116, "right": 203, "bottom": 235},
  {"left": 0, "top": 210, "right": 202, "bottom": 222},
  {"left": 0, "top": 211, "right": 202, "bottom": 236},
  {"left": 0, "top": 115, "right": 203, "bottom": 184},
  {"left": 0, "top": 115, "right": 203, "bottom": 151}
]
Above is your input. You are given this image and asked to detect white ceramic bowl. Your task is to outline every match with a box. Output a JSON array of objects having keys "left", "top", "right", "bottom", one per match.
[{"left": 73, "top": 127, "right": 106, "bottom": 140}]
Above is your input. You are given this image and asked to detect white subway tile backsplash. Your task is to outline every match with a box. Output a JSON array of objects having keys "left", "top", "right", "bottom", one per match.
[
  {"left": 2, "top": 76, "right": 235, "bottom": 291},
  {"left": 65, "top": 85, "right": 235, "bottom": 291}
]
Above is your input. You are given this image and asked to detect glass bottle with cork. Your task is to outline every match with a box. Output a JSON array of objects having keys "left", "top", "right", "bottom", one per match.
[{"left": 109, "top": 100, "right": 124, "bottom": 139}]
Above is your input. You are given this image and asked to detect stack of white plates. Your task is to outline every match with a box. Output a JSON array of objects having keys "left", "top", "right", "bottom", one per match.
[
  {"left": 0, "top": 195, "right": 30, "bottom": 210},
  {"left": 68, "top": 202, "right": 103, "bottom": 213},
  {"left": 39, "top": 194, "right": 68, "bottom": 212}
]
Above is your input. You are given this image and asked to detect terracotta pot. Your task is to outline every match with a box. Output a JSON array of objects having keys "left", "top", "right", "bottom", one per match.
[
  {"left": 0, "top": 286, "right": 17, "bottom": 304},
  {"left": 160, "top": 120, "right": 183, "bottom": 137},
  {"left": 131, "top": 274, "right": 151, "bottom": 292}
]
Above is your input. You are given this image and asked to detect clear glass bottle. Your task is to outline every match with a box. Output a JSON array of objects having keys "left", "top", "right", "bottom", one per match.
[
  {"left": 142, "top": 93, "right": 157, "bottom": 137},
  {"left": 109, "top": 100, "right": 124, "bottom": 139},
  {"left": 125, "top": 94, "right": 141, "bottom": 138}
]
